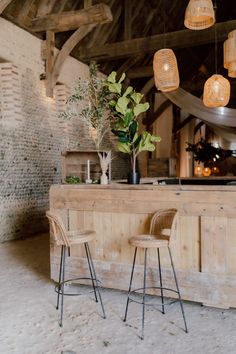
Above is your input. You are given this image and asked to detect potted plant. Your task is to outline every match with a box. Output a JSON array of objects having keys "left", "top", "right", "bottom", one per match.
[
  {"left": 105, "top": 71, "right": 161, "bottom": 184},
  {"left": 60, "top": 63, "right": 112, "bottom": 184}
]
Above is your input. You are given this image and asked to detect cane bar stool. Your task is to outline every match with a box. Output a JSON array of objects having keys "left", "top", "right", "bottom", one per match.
[
  {"left": 46, "top": 211, "right": 106, "bottom": 327},
  {"left": 123, "top": 209, "right": 188, "bottom": 339}
]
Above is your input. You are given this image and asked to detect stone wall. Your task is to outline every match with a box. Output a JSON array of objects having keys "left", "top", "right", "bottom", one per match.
[{"left": 0, "top": 18, "right": 127, "bottom": 242}]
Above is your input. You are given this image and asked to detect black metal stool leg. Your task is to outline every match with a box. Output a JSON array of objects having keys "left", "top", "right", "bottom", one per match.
[
  {"left": 84, "top": 243, "right": 98, "bottom": 303},
  {"left": 56, "top": 245, "right": 64, "bottom": 310},
  {"left": 168, "top": 247, "right": 188, "bottom": 333},
  {"left": 157, "top": 248, "right": 165, "bottom": 314},
  {"left": 124, "top": 247, "right": 137, "bottom": 322},
  {"left": 59, "top": 245, "right": 66, "bottom": 327},
  {"left": 141, "top": 248, "right": 147, "bottom": 340},
  {"left": 86, "top": 243, "right": 106, "bottom": 319}
]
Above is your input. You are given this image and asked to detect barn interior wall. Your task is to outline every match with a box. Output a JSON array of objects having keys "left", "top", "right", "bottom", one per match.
[{"left": 0, "top": 18, "right": 126, "bottom": 242}]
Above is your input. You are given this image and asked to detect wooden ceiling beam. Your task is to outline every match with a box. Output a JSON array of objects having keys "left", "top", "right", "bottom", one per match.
[
  {"left": 84, "top": 0, "right": 92, "bottom": 8},
  {"left": 117, "top": 55, "right": 144, "bottom": 77},
  {"left": 143, "top": 100, "right": 172, "bottom": 125},
  {"left": 46, "top": 24, "right": 97, "bottom": 97},
  {"left": 45, "top": 30, "right": 55, "bottom": 97},
  {"left": 36, "top": 0, "right": 57, "bottom": 16},
  {"left": 141, "top": 77, "right": 155, "bottom": 96},
  {"left": 0, "top": 0, "right": 13, "bottom": 14},
  {"left": 124, "top": 0, "right": 131, "bottom": 40},
  {"left": 127, "top": 66, "right": 153, "bottom": 78},
  {"left": 79, "top": 19, "right": 236, "bottom": 62},
  {"left": 87, "top": 0, "right": 119, "bottom": 48},
  {"left": 30, "top": 3, "right": 112, "bottom": 32},
  {"left": 16, "top": 0, "right": 35, "bottom": 26}
]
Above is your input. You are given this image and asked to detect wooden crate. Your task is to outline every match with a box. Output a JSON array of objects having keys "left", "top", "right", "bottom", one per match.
[{"left": 61, "top": 150, "right": 111, "bottom": 183}]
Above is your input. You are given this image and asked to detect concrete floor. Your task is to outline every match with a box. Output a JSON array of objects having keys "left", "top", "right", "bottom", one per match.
[{"left": 0, "top": 234, "right": 236, "bottom": 354}]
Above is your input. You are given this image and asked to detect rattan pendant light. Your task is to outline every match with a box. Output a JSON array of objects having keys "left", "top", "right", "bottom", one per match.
[
  {"left": 153, "top": 49, "right": 180, "bottom": 92},
  {"left": 203, "top": 74, "right": 230, "bottom": 107},
  {"left": 203, "top": 1, "right": 230, "bottom": 107},
  {"left": 153, "top": 0, "right": 179, "bottom": 93},
  {"left": 184, "top": 0, "right": 215, "bottom": 30},
  {"left": 224, "top": 30, "right": 236, "bottom": 78}
]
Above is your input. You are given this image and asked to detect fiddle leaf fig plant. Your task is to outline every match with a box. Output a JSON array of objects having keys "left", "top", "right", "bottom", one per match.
[{"left": 105, "top": 71, "right": 161, "bottom": 176}]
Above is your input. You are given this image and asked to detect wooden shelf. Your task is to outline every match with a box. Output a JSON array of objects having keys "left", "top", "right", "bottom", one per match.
[{"left": 61, "top": 150, "right": 111, "bottom": 183}]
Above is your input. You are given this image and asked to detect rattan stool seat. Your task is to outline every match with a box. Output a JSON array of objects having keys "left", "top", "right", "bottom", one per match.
[
  {"left": 67, "top": 229, "right": 96, "bottom": 244},
  {"left": 129, "top": 234, "right": 169, "bottom": 248}
]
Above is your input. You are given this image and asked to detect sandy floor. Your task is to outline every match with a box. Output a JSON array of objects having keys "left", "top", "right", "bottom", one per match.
[{"left": 0, "top": 234, "right": 236, "bottom": 354}]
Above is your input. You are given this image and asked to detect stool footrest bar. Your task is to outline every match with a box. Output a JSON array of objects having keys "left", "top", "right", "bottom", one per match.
[{"left": 55, "top": 277, "right": 102, "bottom": 297}]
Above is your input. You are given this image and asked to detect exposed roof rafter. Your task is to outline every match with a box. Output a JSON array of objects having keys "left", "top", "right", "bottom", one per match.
[
  {"left": 30, "top": 3, "right": 112, "bottom": 32},
  {"left": 79, "top": 20, "right": 236, "bottom": 62}
]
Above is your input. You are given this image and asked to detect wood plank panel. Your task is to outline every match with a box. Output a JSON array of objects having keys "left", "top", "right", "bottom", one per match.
[
  {"left": 201, "top": 216, "right": 228, "bottom": 274},
  {"left": 227, "top": 218, "right": 236, "bottom": 274},
  {"left": 49, "top": 184, "right": 236, "bottom": 308},
  {"left": 178, "top": 216, "right": 200, "bottom": 271}
]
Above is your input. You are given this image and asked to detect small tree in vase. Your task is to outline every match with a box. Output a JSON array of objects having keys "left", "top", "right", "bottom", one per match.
[{"left": 60, "top": 62, "right": 111, "bottom": 184}]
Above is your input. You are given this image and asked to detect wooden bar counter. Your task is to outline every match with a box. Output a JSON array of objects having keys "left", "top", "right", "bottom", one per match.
[{"left": 49, "top": 181, "right": 236, "bottom": 309}]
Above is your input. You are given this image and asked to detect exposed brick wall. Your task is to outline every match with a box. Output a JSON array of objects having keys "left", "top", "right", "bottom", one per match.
[{"left": 0, "top": 18, "right": 128, "bottom": 242}]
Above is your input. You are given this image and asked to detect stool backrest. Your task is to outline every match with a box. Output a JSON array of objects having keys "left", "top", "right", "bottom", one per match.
[
  {"left": 150, "top": 209, "right": 178, "bottom": 244},
  {"left": 46, "top": 211, "right": 70, "bottom": 247}
]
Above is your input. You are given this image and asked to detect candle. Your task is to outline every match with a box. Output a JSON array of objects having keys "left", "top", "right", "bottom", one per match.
[{"left": 87, "top": 160, "right": 90, "bottom": 180}]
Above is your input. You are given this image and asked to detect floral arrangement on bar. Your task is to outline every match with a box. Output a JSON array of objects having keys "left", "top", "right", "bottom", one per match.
[{"left": 186, "top": 139, "right": 233, "bottom": 166}]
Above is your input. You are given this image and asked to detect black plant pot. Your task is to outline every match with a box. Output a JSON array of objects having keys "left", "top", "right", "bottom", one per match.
[{"left": 127, "top": 171, "right": 140, "bottom": 184}]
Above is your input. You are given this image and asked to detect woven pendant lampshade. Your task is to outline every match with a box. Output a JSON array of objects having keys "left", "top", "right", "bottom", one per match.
[
  {"left": 203, "top": 74, "right": 230, "bottom": 107},
  {"left": 153, "top": 49, "right": 179, "bottom": 92},
  {"left": 228, "top": 65, "right": 236, "bottom": 78},
  {"left": 224, "top": 30, "right": 236, "bottom": 77},
  {"left": 184, "top": 0, "right": 215, "bottom": 30}
]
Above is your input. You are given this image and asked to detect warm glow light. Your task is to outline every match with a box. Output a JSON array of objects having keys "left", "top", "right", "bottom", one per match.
[
  {"left": 202, "top": 167, "right": 211, "bottom": 176},
  {"left": 184, "top": 0, "right": 215, "bottom": 30},
  {"left": 194, "top": 165, "right": 203, "bottom": 177},
  {"left": 203, "top": 74, "right": 230, "bottom": 107},
  {"left": 153, "top": 49, "right": 179, "bottom": 92}
]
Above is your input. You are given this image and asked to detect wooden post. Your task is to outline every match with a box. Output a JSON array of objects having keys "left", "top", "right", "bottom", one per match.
[{"left": 46, "top": 31, "right": 55, "bottom": 98}]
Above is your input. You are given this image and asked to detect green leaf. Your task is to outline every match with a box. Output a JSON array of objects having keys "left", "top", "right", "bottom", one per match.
[
  {"left": 109, "top": 100, "right": 117, "bottom": 107},
  {"left": 111, "top": 129, "right": 127, "bottom": 138},
  {"left": 117, "top": 141, "right": 131, "bottom": 154},
  {"left": 118, "top": 72, "right": 126, "bottom": 83},
  {"left": 133, "top": 102, "right": 150, "bottom": 117},
  {"left": 138, "top": 131, "right": 159, "bottom": 152},
  {"left": 107, "top": 71, "right": 117, "bottom": 83},
  {"left": 123, "top": 86, "right": 133, "bottom": 97},
  {"left": 129, "top": 121, "right": 138, "bottom": 141},
  {"left": 131, "top": 92, "right": 143, "bottom": 104},
  {"left": 133, "top": 134, "right": 142, "bottom": 148},
  {"left": 107, "top": 82, "right": 122, "bottom": 94},
  {"left": 151, "top": 135, "right": 161, "bottom": 143},
  {"left": 116, "top": 96, "right": 130, "bottom": 115},
  {"left": 118, "top": 136, "right": 130, "bottom": 143},
  {"left": 124, "top": 110, "right": 134, "bottom": 127},
  {"left": 114, "top": 118, "right": 129, "bottom": 131}
]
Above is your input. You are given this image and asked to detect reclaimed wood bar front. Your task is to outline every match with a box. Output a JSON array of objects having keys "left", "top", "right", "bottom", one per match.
[{"left": 49, "top": 183, "right": 236, "bottom": 309}]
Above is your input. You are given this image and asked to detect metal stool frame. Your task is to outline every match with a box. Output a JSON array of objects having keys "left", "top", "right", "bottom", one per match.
[
  {"left": 123, "top": 209, "right": 188, "bottom": 339},
  {"left": 47, "top": 211, "right": 106, "bottom": 327}
]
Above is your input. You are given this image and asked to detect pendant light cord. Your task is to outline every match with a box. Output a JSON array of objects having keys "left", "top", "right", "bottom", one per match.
[
  {"left": 163, "top": 0, "right": 166, "bottom": 48},
  {"left": 214, "top": 1, "right": 217, "bottom": 74}
]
